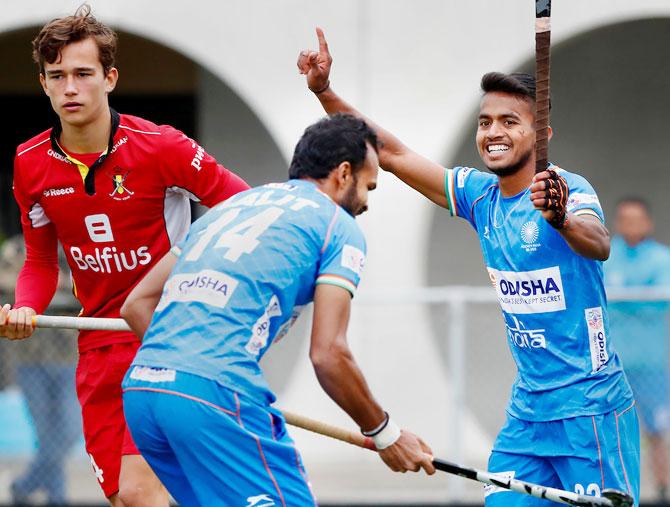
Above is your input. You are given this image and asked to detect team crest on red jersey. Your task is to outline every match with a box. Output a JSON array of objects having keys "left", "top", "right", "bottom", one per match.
[{"left": 107, "top": 167, "right": 134, "bottom": 201}]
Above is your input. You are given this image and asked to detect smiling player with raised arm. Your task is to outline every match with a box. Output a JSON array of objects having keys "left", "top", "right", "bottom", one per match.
[
  {"left": 298, "top": 28, "right": 639, "bottom": 507},
  {"left": 120, "top": 114, "right": 435, "bottom": 507}
]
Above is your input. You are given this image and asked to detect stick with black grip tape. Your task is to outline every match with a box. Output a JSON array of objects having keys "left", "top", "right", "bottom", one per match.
[{"left": 535, "top": 0, "right": 551, "bottom": 174}]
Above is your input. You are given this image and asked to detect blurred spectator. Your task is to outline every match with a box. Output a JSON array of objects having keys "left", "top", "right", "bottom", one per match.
[
  {"left": 605, "top": 197, "right": 670, "bottom": 501},
  {"left": 0, "top": 235, "right": 80, "bottom": 505}
]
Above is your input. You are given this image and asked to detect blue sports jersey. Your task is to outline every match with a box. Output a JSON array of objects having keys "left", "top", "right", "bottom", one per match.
[
  {"left": 129, "top": 180, "right": 367, "bottom": 405},
  {"left": 605, "top": 237, "right": 670, "bottom": 369},
  {"left": 445, "top": 166, "right": 632, "bottom": 421}
]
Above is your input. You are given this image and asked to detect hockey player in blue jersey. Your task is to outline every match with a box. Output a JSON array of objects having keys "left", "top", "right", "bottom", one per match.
[
  {"left": 120, "top": 114, "right": 435, "bottom": 507},
  {"left": 298, "top": 28, "right": 639, "bottom": 506}
]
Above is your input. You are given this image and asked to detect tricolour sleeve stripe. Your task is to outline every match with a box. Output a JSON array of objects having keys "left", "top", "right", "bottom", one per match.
[
  {"left": 170, "top": 245, "right": 182, "bottom": 257},
  {"left": 574, "top": 208, "right": 603, "bottom": 222},
  {"left": 444, "top": 169, "right": 458, "bottom": 217},
  {"left": 316, "top": 274, "right": 357, "bottom": 296}
]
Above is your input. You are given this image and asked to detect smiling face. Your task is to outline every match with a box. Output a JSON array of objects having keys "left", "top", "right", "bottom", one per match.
[
  {"left": 476, "top": 91, "right": 536, "bottom": 177},
  {"left": 39, "top": 37, "right": 117, "bottom": 130}
]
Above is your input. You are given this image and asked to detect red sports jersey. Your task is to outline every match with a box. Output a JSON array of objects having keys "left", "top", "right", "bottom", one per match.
[{"left": 13, "top": 110, "right": 249, "bottom": 352}]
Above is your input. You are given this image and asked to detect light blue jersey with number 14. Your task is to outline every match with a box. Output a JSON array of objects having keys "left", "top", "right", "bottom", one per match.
[{"left": 129, "top": 179, "right": 367, "bottom": 406}]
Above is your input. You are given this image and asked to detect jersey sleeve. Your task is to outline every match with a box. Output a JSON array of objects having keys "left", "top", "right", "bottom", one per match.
[
  {"left": 158, "top": 125, "right": 250, "bottom": 208},
  {"left": 316, "top": 207, "right": 367, "bottom": 298},
  {"left": 12, "top": 154, "right": 59, "bottom": 313},
  {"left": 560, "top": 168, "right": 605, "bottom": 222},
  {"left": 445, "top": 166, "right": 496, "bottom": 230}
]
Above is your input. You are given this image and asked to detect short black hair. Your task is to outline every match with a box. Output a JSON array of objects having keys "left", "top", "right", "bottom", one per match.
[
  {"left": 288, "top": 113, "right": 379, "bottom": 180},
  {"left": 481, "top": 72, "right": 551, "bottom": 110},
  {"left": 617, "top": 196, "right": 651, "bottom": 214}
]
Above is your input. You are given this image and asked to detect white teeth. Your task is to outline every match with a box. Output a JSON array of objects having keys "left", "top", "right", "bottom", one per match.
[{"left": 488, "top": 144, "right": 509, "bottom": 153}]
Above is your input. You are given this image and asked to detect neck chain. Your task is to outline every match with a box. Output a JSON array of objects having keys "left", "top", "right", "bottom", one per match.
[{"left": 492, "top": 187, "right": 530, "bottom": 229}]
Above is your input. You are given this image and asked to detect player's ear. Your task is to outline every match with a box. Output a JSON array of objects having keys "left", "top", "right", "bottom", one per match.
[
  {"left": 335, "top": 161, "right": 352, "bottom": 189},
  {"left": 547, "top": 125, "right": 553, "bottom": 141},
  {"left": 105, "top": 67, "right": 118, "bottom": 94},
  {"left": 39, "top": 73, "right": 49, "bottom": 96}
]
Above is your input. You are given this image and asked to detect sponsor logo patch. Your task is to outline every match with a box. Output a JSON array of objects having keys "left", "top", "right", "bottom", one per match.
[
  {"left": 506, "top": 316, "right": 547, "bottom": 349},
  {"left": 157, "top": 269, "right": 239, "bottom": 310},
  {"left": 43, "top": 186, "right": 75, "bottom": 197},
  {"left": 487, "top": 266, "right": 566, "bottom": 314},
  {"left": 245, "top": 295, "right": 283, "bottom": 356},
  {"left": 129, "top": 366, "right": 176, "bottom": 383},
  {"left": 567, "top": 192, "right": 601, "bottom": 212},
  {"left": 47, "top": 149, "right": 70, "bottom": 163},
  {"left": 341, "top": 244, "right": 365, "bottom": 276},
  {"left": 585, "top": 306, "right": 608, "bottom": 372}
]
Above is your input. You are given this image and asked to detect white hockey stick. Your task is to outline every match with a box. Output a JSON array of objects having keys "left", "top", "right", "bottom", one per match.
[{"left": 33, "top": 315, "right": 130, "bottom": 331}]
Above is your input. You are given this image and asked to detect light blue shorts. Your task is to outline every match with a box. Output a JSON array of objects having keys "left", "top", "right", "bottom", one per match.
[
  {"left": 486, "top": 402, "right": 640, "bottom": 507},
  {"left": 122, "top": 367, "right": 316, "bottom": 507}
]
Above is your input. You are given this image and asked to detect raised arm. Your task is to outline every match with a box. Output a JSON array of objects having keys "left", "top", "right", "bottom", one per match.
[
  {"left": 309, "top": 283, "right": 434, "bottom": 475},
  {"left": 121, "top": 251, "right": 177, "bottom": 339},
  {"left": 298, "top": 28, "right": 449, "bottom": 209}
]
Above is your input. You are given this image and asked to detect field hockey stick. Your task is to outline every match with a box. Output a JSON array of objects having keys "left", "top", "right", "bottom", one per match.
[
  {"left": 33, "top": 315, "right": 130, "bottom": 331},
  {"left": 535, "top": 0, "right": 551, "bottom": 174},
  {"left": 282, "top": 410, "right": 633, "bottom": 507}
]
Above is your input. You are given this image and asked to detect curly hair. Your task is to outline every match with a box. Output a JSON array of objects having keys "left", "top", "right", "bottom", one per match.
[{"left": 32, "top": 4, "right": 117, "bottom": 74}]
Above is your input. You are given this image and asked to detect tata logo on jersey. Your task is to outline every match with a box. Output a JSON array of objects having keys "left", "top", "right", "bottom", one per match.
[
  {"left": 158, "top": 269, "right": 239, "bottom": 310},
  {"left": 487, "top": 266, "right": 566, "bottom": 314},
  {"left": 505, "top": 316, "right": 546, "bottom": 349}
]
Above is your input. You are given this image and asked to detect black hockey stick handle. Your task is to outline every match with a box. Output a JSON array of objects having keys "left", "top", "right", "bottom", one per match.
[{"left": 535, "top": 0, "right": 551, "bottom": 173}]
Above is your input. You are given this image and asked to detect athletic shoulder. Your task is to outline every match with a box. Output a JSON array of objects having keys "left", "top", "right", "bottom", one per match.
[
  {"left": 15, "top": 129, "right": 52, "bottom": 159},
  {"left": 552, "top": 165, "right": 596, "bottom": 189}
]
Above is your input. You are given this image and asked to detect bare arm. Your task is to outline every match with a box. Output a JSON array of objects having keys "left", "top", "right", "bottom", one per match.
[
  {"left": 120, "top": 252, "right": 177, "bottom": 339},
  {"left": 310, "top": 284, "right": 434, "bottom": 474},
  {"left": 557, "top": 214, "right": 610, "bottom": 260},
  {"left": 298, "top": 28, "right": 449, "bottom": 209}
]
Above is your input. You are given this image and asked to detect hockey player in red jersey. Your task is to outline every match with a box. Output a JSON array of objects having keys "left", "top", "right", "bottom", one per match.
[{"left": 0, "top": 6, "right": 249, "bottom": 507}]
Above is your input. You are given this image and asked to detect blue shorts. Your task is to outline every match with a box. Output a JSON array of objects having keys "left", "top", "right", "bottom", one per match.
[
  {"left": 486, "top": 402, "right": 640, "bottom": 507},
  {"left": 122, "top": 367, "right": 316, "bottom": 507},
  {"left": 625, "top": 368, "right": 670, "bottom": 434}
]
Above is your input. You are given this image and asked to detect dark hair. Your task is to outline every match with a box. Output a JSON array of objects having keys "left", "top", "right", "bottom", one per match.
[
  {"left": 617, "top": 196, "right": 651, "bottom": 214},
  {"left": 481, "top": 72, "right": 551, "bottom": 109},
  {"left": 289, "top": 114, "right": 379, "bottom": 180},
  {"left": 32, "top": 4, "right": 118, "bottom": 74}
]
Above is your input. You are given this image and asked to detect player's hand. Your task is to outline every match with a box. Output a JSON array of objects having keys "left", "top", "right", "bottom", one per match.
[
  {"left": 378, "top": 430, "right": 436, "bottom": 475},
  {"left": 297, "top": 27, "right": 333, "bottom": 94},
  {"left": 530, "top": 168, "right": 569, "bottom": 229},
  {"left": 0, "top": 305, "right": 37, "bottom": 340}
]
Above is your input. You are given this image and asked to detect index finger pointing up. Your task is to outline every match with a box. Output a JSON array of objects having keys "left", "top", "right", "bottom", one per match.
[{"left": 316, "top": 26, "right": 329, "bottom": 54}]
